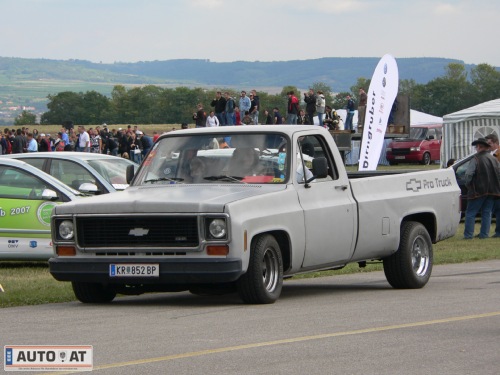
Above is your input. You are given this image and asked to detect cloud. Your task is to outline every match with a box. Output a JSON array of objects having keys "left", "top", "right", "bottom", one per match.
[
  {"left": 433, "top": 3, "right": 460, "bottom": 15},
  {"left": 189, "top": 0, "right": 224, "bottom": 9},
  {"left": 264, "top": 0, "right": 367, "bottom": 14}
]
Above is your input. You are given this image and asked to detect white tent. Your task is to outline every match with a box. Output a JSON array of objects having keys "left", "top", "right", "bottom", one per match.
[
  {"left": 441, "top": 98, "right": 500, "bottom": 165},
  {"left": 410, "top": 110, "right": 442, "bottom": 127}
]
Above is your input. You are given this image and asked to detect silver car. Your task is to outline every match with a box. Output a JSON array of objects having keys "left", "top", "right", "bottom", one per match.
[{"left": 2, "top": 152, "right": 137, "bottom": 194}]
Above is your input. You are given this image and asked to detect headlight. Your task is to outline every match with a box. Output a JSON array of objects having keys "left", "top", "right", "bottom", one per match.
[
  {"left": 58, "top": 220, "right": 74, "bottom": 240},
  {"left": 207, "top": 218, "right": 227, "bottom": 239},
  {"left": 410, "top": 146, "right": 421, "bottom": 151},
  {"left": 386, "top": 147, "right": 392, "bottom": 152}
]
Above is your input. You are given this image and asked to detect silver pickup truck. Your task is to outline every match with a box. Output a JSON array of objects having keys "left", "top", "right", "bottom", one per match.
[{"left": 49, "top": 126, "right": 461, "bottom": 304}]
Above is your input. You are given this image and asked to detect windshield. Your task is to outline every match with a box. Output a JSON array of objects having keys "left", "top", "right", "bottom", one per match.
[
  {"left": 409, "top": 127, "right": 428, "bottom": 140},
  {"left": 87, "top": 159, "right": 134, "bottom": 189},
  {"left": 134, "top": 133, "right": 289, "bottom": 185}
]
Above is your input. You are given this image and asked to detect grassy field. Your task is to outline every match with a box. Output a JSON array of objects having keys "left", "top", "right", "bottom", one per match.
[{"left": 0, "top": 223, "right": 498, "bottom": 308}]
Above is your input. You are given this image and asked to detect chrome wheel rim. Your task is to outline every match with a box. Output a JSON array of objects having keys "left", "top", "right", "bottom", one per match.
[
  {"left": 411, "top": 235, "right": 430, "bottom": 276},
  {"left": 262, "top": 247, "right": 279, "bottom": 292}
]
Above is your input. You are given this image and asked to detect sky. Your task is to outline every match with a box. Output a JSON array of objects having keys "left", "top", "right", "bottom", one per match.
[{"left": 1, "top": 0, "right": 499, "bottom": 67}]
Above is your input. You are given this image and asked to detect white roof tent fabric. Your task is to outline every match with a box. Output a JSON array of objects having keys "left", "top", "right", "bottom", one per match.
[
  {"left": 441, "top": 98, "right": 500, "bottom": 165},
  {"left": 410, "top": 110, "right": 442, "bottom": 126}
]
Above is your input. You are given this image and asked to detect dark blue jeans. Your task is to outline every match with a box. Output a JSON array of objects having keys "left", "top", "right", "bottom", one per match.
[{"left": 464, "top": 196, "right": 494, "bottom": 238}]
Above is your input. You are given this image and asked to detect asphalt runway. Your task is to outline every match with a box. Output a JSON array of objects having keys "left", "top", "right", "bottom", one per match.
[{"left": 2, "top": 260, "right": 499, "bottom": 375}]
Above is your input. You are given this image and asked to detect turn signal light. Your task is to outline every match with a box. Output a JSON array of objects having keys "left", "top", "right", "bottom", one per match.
[
  {"left": 206, "top": 245, "right": 229, "bottom": 256},
  {"left": 56, "top": 246, "right": 76, "bottom": 256}
]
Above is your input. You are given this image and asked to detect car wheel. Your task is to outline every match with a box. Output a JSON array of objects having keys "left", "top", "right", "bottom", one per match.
[
  {"left": 72, "top": 282, "right": 117, "bottom": 303},
  {"left": 421, "top": 152, "right": 431, "bottom": 165},
  {"left": 388, "top": 161, "right": 398, "bottom": 166},
  {"left": 237, "top": 234, "right": 283, "bottom": 304},
  {"left": 383, "top": 221, "right": 433, "bottom": 289}
]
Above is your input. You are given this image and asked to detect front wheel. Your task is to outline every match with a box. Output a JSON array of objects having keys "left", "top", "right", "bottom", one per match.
[
  {"left": 421, "top": 152, "right": 431, "bottom": 165},
  {"left": 237, "top": 234, "right": 283, "bottom": 304},
  {"left": 383, "top": 221, "right": 433, "bottom": 289},
  {"left": 72, "top": 282, "right": 117, "bottom": 303}
]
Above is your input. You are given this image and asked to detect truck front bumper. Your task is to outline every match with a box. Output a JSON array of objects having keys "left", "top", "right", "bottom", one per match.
[{"left": 49, "top": 257, "right": 243, "bottom": 284}]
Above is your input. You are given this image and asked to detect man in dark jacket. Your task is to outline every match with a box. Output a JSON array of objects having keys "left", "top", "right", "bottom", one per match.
[
  {"left": 12, "top": 129, "right": 26, "bottom": 153},
  {"left": 304, "top": 89, "right": 316, "bottom": 126},
  {"left": 210, "top": 92, "right": 226, "bottom": 126},
  {"left": 463, "top": 138, "right": 500, "bottom": 239},
  {"left": 193, "top": 104, "right": 206, "bottom": 128}
]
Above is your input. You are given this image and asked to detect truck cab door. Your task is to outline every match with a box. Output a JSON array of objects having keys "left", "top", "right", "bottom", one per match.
[{"left": 295, "top": 135, "right": 356, "bottom": 268}]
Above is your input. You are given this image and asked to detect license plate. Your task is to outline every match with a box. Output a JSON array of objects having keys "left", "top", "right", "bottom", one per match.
[
  {"left": 395, "top": 156, "right": 405, "bottom": 160},
  {"left": 110, "top": 264, "right": 159, "bottom": 277}
]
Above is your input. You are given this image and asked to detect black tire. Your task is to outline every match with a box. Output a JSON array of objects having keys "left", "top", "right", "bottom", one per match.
[
  {"left": 237, "top": 234, "right": 283, "bottom": 304},
  {"left": 72, "top": 282, "right": 117, "bottom": 303},
  {"left": 383, "top": 221, "right": 433, "bottom": 289},
  {"left": 421, "top": 152, "right": 431, "bottom": 165},
  {"left": 388, "top": 161, "right": 398, "bottom": 166}
]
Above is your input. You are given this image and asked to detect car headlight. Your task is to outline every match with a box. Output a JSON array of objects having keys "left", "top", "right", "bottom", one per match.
[
  {"left": 207, "top": 218, "right": 227, "bottom": 240},
  {"left": 58, "top": 220, "right": 74, "bottom": 240},
  {"left": 410, "top": 146, "right": 421, "bottom": 151},
  {"left": 386, "top": 147, "right": 392, "bottom": 152}
]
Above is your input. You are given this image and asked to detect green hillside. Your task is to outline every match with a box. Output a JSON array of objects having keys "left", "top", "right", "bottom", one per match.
[{"left": 0, "top": 56, "right": 486, "bottom": 124}]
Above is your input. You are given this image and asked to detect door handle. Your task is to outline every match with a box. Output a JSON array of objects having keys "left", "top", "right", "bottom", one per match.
[{"left": 335, "top": 185, "right": 348, "bottom": 191}]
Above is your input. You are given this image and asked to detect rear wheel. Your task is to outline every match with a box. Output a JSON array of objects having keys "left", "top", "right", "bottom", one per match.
[
  {"left": 383, "top": 221, "right": 433, "bottom": 289},
  {"left": 72, "top": 282, "right": 116, "bottom": 303},
  {"left": 237, "top": 234, "right": 283, "bottom": 304},
  {"left": 388, "top": 161, "right": 398, "bottom": 166}
]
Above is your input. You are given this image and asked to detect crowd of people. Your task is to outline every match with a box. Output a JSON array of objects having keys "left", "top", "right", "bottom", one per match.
[
  {"left": 192, "top": 89, "right": 347, "bottom": 130},
  {"left": 0, "top": 124, "right": 155, "bottom": 163}
]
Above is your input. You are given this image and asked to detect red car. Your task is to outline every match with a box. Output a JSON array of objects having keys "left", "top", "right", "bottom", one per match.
[{"left": 386, "top": 125, "right": 442, "bottom": 165}]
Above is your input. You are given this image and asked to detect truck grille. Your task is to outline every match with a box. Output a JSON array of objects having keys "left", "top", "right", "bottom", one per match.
[{"left": 76, "top": 216, "right": 199, "bottom": 248}]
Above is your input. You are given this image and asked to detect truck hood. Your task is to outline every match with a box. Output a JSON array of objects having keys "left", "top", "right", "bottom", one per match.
[{"left": 54, "top": 184, "right": 288, "bottom": 215}]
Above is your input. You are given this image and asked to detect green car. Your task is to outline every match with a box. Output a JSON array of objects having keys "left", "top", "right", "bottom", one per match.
[{"left": 0, "top": 158, "right": 84, "bottom": 260}]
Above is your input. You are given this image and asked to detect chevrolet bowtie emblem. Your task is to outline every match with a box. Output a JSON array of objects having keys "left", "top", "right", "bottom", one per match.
[
  {"left": 406, "top": 178, "right": 422, "bottom": 193},
  {"left": 129, "top": 228, "right": 149, "bottom": 236}
]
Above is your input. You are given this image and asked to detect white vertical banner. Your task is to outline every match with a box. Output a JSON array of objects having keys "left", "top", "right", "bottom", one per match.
[{"left": 358, "top": 54, "right": 399, "bottom": 171}]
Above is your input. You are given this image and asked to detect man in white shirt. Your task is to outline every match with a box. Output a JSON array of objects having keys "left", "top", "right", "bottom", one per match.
[{"left": 77, "top": 126, "right": 90, "bottom": 152}]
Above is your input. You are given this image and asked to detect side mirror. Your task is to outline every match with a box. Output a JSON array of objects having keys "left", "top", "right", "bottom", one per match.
[
  {"left": 427, "top": 135, "right": 434, "bottom": 140},
  {"left": 126, "top": 164, "right": 135, "bottom": 184},
  {"left": 78, "top": 183, "right": 99, "bottom": 194},
  {"left": 41, "top": 189, "right": 59, "bottom": 201},
  {"left": 311, "top": 157, "right": 328, "bottom": 179}
]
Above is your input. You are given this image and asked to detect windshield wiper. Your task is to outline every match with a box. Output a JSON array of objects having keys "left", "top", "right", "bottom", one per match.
[
  {"left": 144, "top": 177, "right": 184, "bottom": 184},
  {"left": 204, "top": 175, "right": 244, "bottom": 183}
]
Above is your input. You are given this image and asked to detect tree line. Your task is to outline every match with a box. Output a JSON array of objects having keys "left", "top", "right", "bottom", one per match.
[{"left": 15, "top": 62, "right": 500, "bottom": 126}]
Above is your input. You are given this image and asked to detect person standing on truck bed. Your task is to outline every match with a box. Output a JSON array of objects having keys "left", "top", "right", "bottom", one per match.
[{"left": 463, "top": 137, "right": 500, "bottom": 239}]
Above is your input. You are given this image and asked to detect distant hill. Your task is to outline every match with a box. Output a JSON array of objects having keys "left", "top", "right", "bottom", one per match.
[{"left": 0, "top": 56, "right": 485, "bottom": 112}]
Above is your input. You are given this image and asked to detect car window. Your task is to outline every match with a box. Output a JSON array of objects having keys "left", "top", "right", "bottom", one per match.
[
  {"left": 0, "top": 166, "right": 51, "bottom": 200},
  {"left": 87, "top": 159, "right": 130, "bottom": 185},
  {"left": 296, "top": 135, "right": 337, "bottom": 183},
  {"left": 136, "top": 133, "right": 289, "bottom": 184},
  {"left": 49, "top": 160, "right": 97, "bottom": 191},
  {"left": 455, "top": 159, "right": 471, "bottom": 182},
  {"left": 21, "top": 158, "right": 46, "bottom": 170}
]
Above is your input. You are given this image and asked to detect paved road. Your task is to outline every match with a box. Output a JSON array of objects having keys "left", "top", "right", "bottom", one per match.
[{"left": 2, "top": 260, "right": 499, "bottom": 375}]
